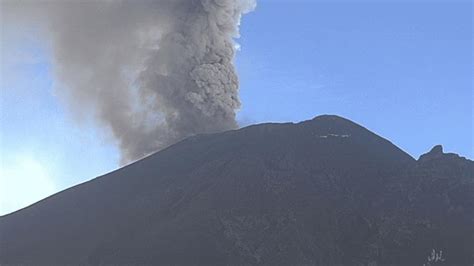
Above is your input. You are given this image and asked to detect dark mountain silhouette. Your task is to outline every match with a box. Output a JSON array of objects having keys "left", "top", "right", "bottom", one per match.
[{"left": 1, "top": 115, "right": 472, "bottom": 265}]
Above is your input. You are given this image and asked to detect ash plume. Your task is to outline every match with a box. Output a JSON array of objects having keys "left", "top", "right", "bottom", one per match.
[{"left": 3, "top": 0, "right": 256, "bottom": 163}]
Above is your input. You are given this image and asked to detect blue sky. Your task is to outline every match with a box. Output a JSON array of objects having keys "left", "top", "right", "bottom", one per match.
[{"left": 1, "top": 0, "right": 472, "bottom": 215}]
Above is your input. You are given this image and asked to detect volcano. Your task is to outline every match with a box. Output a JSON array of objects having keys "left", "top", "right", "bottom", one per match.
[{"left": 1, "top": 115, "right": 472, "bottom": 265}]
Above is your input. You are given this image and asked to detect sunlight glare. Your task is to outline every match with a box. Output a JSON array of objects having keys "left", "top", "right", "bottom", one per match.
[{"left": 0, "top": 155, "right": 56, "bottom": 215}]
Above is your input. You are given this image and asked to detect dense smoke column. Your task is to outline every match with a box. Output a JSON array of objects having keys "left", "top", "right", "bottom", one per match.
[
  {"left": 3, "top": 0, "right": 256, "bottom": 163},
  {"left": 134, "top": 0, "right": 253, "bottom": 162}
]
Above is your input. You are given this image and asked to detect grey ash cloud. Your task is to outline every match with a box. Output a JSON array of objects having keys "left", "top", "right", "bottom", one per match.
[{"left": 3, "top": 0, "right": 256, "bottom": 163}]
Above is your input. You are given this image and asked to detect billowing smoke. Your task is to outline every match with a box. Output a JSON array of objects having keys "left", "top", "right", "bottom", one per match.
[{"left": 3, "top": 0, "right": 256, "bottom": 163}]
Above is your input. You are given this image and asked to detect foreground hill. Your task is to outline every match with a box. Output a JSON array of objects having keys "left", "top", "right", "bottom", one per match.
[{"left": 1, "top": 115, "right": 472, "bottom": 265}]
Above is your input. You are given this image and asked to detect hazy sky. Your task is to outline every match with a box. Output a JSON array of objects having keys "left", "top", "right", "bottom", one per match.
[{"left": 1, "top": 0, "right": 472, "bottom": 215}]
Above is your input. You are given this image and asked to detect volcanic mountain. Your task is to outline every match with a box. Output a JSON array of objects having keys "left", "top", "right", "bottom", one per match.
[{"left": 1, "top": 115, "right": 472, "bottom": 265}]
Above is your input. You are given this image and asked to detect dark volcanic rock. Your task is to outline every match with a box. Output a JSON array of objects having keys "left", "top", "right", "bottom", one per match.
[
  {"left": 419, "top": 145, "right": 444, "bottom": 161},
  {"left": 0, "top": 115, "right": 472, "bottom": 265}
]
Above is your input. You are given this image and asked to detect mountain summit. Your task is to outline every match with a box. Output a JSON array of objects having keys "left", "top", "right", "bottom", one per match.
[{"left": 1, "top": 115, "right": 472, "bottom": 265}]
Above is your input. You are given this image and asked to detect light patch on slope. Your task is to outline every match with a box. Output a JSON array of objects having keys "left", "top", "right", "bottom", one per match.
[
  {"left": 0, "top": 154, "right": 56, "bottom": 215},
  {"left": 316, "top": 133, "right": 351, "bottom": 138}
]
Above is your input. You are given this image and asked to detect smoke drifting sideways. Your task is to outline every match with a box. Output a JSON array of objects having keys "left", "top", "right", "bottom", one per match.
[{"left": 3, "top": 0, "right": 256, "bottom": 164}]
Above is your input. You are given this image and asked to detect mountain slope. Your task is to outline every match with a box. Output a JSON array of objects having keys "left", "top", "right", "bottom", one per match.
[{"left": 0, "top": 115, "right": 472, "bottom": 265}]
